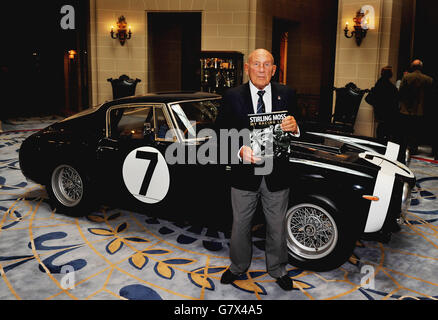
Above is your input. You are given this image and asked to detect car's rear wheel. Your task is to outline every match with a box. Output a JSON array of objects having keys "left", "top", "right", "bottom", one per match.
[
  {"left": 285, "top": 202, "right": 357, "bottom": 271},
  {"left": 47, "top": 163, "right": 95, "bottom": 216}
]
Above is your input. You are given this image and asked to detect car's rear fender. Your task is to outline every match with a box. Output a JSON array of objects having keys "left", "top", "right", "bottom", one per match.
[{"left": 37, "top": 137, "right": 98, "bottom": 184}]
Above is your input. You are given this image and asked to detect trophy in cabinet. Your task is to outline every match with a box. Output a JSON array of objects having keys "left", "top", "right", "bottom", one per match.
[{"left": 200, "top": 51, "right": 243, "bottom": 95}]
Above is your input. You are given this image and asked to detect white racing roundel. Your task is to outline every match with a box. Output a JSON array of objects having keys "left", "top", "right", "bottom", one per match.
[{"left": 122, "top": 147, "right": 170, "bottom": 204}]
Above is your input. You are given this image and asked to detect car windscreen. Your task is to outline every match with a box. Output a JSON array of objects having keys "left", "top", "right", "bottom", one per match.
[{"left": 169, "top": 99, "right": 220, "bottom": 140}]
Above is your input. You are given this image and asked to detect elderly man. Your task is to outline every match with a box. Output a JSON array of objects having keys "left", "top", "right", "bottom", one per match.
[
  {"left": 216, "top": 49, "right": 300, "bottom": 291},
  {"left": 399, "top": 59, "right": 434, "bottom": 155}
]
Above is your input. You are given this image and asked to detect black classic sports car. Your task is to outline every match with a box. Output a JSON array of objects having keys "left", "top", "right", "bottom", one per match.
[{"left": 19, "top": 92, "right": 415, "bottom": 271}]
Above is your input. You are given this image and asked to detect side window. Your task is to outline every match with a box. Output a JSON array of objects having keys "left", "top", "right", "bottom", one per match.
[
  {"left": 108, "top": 105, "right": 176, "bottom": 142},
  {"left": 154, "top": 106, "right": 176, "bottom": 142},
  {"left": 110, "top": 106, "right": 153, "bottom": 139}
]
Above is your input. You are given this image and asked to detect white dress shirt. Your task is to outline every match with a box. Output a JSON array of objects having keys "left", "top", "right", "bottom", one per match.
[
  {"left": 249, "top": 81, "right": 272, "bottom": 114},
  {"left": 237, "top": 81, "right": 300, "bottom": 161},
  {"left": 248, "top": 80, "right": 300, "bottom": 136}
]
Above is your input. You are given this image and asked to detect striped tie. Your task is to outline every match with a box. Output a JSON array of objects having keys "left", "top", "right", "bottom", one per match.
[{"left": 257, "top": 90, "right": 266, "bottom": 114}]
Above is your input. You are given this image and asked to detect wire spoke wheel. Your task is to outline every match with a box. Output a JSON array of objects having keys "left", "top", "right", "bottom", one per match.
[
  {"left": 286, "top": 203, "right": 338, "bottom": 260},
  {"left": 51, "top": 165, "right": 84, "bottom": 207}
]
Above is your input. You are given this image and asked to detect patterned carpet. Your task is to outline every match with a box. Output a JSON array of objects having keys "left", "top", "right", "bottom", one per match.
[{"left": 1, "top": 117, "right": 438, "bottom": 300}]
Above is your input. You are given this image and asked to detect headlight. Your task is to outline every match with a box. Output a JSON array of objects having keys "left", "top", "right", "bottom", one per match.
[
  {"left": 401, "top": 182, "right": 412, "bottom": 221},
  {"left": 405, "top": 148, "right": 411, "bottom": 166}
]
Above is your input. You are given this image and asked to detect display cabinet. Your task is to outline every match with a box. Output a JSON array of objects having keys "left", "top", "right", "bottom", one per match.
[{"left": 200, "top": 51, "right": 244, "bottom": 94}]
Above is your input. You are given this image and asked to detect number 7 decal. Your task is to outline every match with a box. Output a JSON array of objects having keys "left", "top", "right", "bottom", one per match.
[
  {"left": 123, "top": 147, "right": 170, "bottom": 204},
  {"left": 136, "top": 150, "right": 158, "bottom": 196}
]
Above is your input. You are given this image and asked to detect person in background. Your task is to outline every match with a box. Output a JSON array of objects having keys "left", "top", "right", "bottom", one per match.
[
  {"left": 370, "top": 66, "right": 400, "bottom": 142},
  {"left": 399, "top": 59, "right": 434, "bottom": 155},
  {"left": 396, "top": 70, "right": 409, "bottom": 90}
]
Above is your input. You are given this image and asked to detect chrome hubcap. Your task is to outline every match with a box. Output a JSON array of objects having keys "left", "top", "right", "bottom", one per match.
[
  {"left": 52, "top": 165, "right": 83, "bottom": 207},
  {"left": 286, "top": 204, "right": 338, "bottom": 260}
]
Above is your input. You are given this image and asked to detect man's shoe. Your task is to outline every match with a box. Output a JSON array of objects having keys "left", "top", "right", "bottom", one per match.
[
  {"left": 276, "top": 275, "right": 293, "bottom": 291},
  {"left": 221, "top": 269, "right": 240, "bottom": 284}
]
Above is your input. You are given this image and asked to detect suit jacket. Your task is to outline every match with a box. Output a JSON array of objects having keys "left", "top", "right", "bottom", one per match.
[
  {"left": 372, "top": 77, "right": 399, "bottom": 122},
  {"left": 399, "top": 70, "right": 434, "bottom": 117},
  {"left": 216, "top": 82, "right": 299, "bottom": 192}
]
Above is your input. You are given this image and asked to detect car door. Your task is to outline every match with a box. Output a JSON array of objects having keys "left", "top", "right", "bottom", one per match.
[
  {"left": 165, "top": 99, "right": 232, "bottom": 225},
  {"left": 95, "top": 102, "right": 230, "bottom": 224},
  {"left": 96, "top": 103, "right": 178, "bottom": 211}
]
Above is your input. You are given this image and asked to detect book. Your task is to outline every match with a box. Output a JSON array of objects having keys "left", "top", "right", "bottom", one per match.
[{"left": 248, "top": 110, "right": 291, "bottom": 158}]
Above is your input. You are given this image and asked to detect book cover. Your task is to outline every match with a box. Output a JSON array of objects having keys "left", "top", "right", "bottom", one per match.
[{"left": 248, "top": 110, "right": 291, "bottom": 158}]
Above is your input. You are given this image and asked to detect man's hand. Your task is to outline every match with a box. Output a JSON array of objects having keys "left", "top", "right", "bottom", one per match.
[
  {"left": 240, "top": 145, "right": 262, "bottom": 164},
  {"left": 280, "top": 116, "right": 298, "bottom": 134}
]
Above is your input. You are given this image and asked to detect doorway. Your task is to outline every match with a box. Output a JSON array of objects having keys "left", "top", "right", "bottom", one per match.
[
  {"left": 409, "top": 0, "right": 438, "bottom": 150},
  {"left": 412, "top": 0, "right": 438, "bottom": 80},
  {"left": 147, "top": 12, "right": 201, "bottom": 92},
  {"left": 271, "top": 1, "right": 338, "bottom": 123},
  {"left": 272, "top": 18, "right": 298, "bottom": 85},
  {"left": 0, "top": 0, "right": 90, "bottom": 118}
]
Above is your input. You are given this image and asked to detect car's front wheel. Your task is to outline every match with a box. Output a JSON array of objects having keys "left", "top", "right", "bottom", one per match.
[
  {"left": 285, "top": 202, "right": 357, "bottom": 271},
  {"left": 47, "top": 164, "right": 95, "bottom": 216}
]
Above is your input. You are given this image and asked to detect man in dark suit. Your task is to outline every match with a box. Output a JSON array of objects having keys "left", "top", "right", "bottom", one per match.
[{"left": 217, "top": 49, "right": 300, "bottom": 291}]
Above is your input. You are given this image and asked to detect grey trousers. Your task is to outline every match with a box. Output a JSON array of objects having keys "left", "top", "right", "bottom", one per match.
[{"left": 229, "top": 178, "right": 289, "bottom": 279}]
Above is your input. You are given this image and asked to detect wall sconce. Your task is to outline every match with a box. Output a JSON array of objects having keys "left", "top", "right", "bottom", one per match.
[
  {"left": 111, "top": 16, "right": 132, "bottom": 46},
  {"left": 68, "top": 50, "right": 77, "bottom": 60},
  {"left": 344, "top": 9, "right": 368, "bottom": 46}
]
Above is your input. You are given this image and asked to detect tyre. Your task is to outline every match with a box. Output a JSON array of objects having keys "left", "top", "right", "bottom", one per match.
[
  {"left": 47, "top": 163, "right": 95, "bottom": 216},
  {"left": 285, "top": 202, "right": 358, "bottom": 271}
]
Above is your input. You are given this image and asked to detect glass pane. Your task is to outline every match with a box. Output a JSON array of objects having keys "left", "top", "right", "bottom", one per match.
[
  {"left": 111, "top": 106, "right": 153, "bottom": 139},
  {"left": 155, "top": 106, "right": 174, "bottom": 141},
  {"left": 170, "top": 100, "right": 219, "bottom": 139}
]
